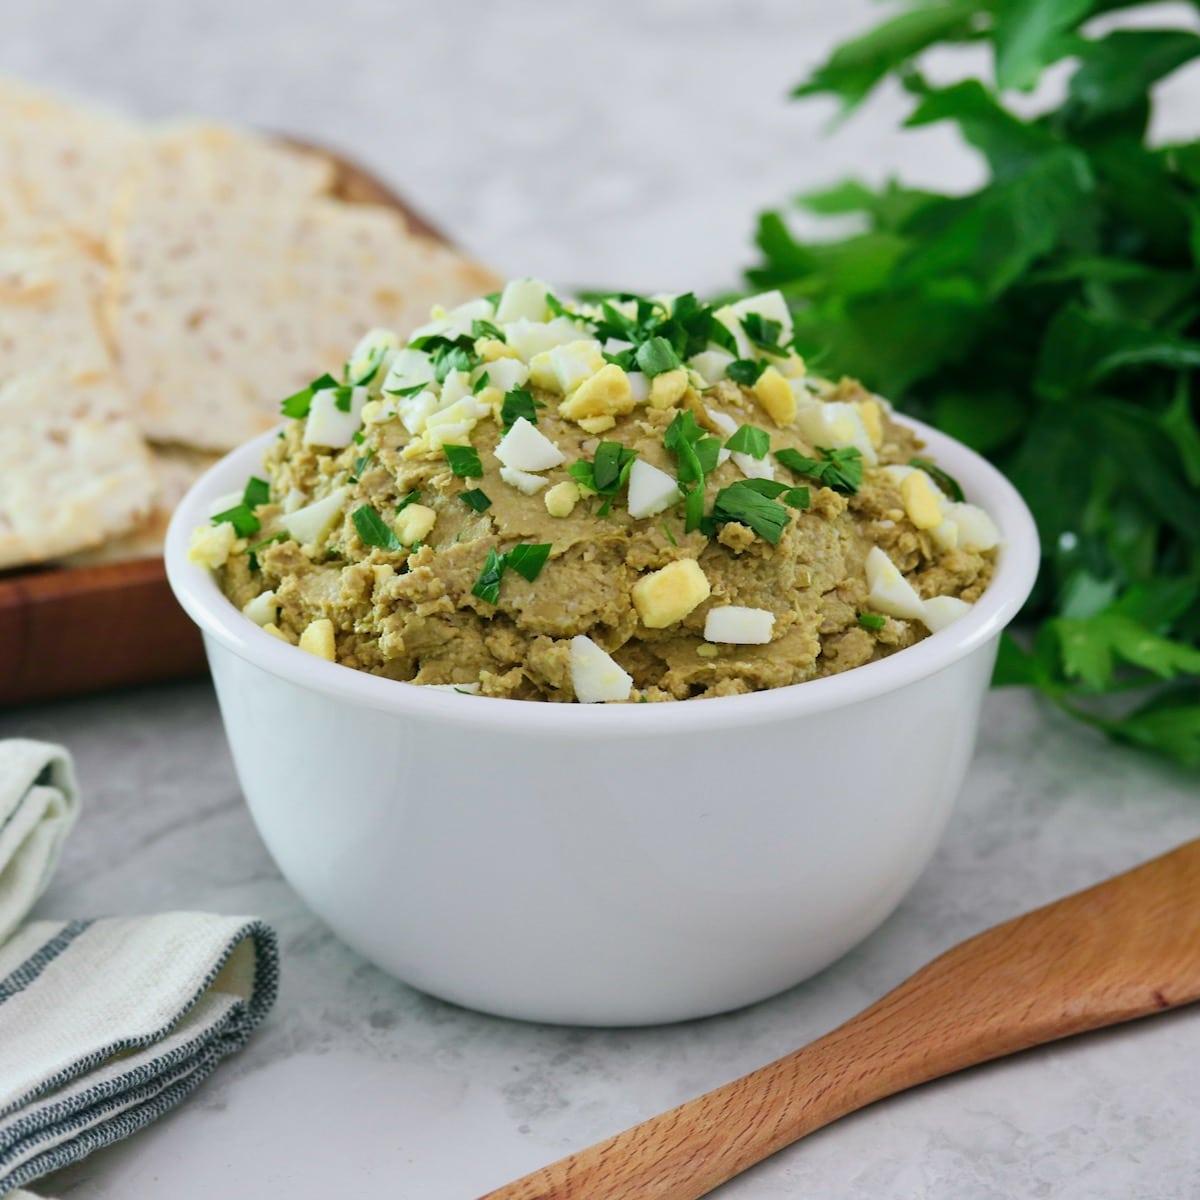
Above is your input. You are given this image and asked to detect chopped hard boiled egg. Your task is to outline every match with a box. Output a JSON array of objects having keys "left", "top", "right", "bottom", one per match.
[
  {"left": 865, "top": 546, "right": 926, "bottom": 621},
  {"left": 188, "top": 521, "right": 238, "bottom": 569},
  {"left": 503, "top": 317, "right": 580, "bottom": 361},
  {"left": 480, "top": 357, "right": 530, "bottom": 393},
  {"left": 242, "top": 590, "right": 278, "bottom": 627},
  {"left": 704, "top": 606, "right": 775, "bottom": 645},
  {"left": 793, "top": 400, "right": 878, "bottom": 466},
  {"left": 627, "top": 459, "right": 681, "bottom": 519},
  {"left": 900, "top": 470, "right": 944, "bottom": 530},
  {"left": 494, "top": 278, "right": 551, "bottom": 324},
  {"left": 528, "top": 340, "right": 605, "bottom": 394},
  {"left": 922, "top": 594, "right": 973, "bottom": 633},
  {"left": 345, "top": 328, "right": 398, "bottom": 387},
  {"left": 381, "top": 348, "right": 435, "bottom": 395},
  {"left": 395, "top": 503, "right": 436, "bottom": 546},
  {"left": 570, "top": 635, "right": 633, "bottom": 703},
  {"left": 752, "top": 367, "right": 796, "bottom": 427},
  {"left": 495, "top": 416, "right": 565, "bottom": 471},
  {"left": 559, "top": 363, "right": 635, "bottom": 421},
  {"left": 282, "top": 486, "right": 349, "bottom": 545},
  {"left": 947, "top": 502, "right": 1000, "bottom": 552},
  {"left": 304, "top": 387, "right": 367, "bottom": 448},
  {"left": 631, "top": 559, "right": 711, "bottom": 628},
  {"left": 500, "top": 466, "right": 550, "bottom": 494},
  {"left": 422, "top": 682, "right": 482, "bottom": 694},
  {"left": 544, "top": 480, "right": 581, "bottom": 517},
  {"left": 298, "top": 618, "right": 336, "bottom": 661},
  {"left": 688, "top": 349, "right": 735, "bottom": 385}
]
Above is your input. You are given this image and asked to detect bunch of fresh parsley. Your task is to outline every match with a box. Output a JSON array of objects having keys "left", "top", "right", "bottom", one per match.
[{"left": 746, "top": 0, "right": 1200, "bottom": 767}]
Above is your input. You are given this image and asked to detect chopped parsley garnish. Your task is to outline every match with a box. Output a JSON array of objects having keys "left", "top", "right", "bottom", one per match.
[
  {"left": 859, "top": 613, "right": 887, "bottom": 631},
  {"left": 330, "top": 385, "right": 356, "bottom": 413},
  {"left": 352, "top": 504, "right": 402, "bottom": 551},
  {"left": 483, "top": 290, "right": 501, "bottom": 307},
  {"left": 727, "top": 358, "right": 767, "bottom": 387},
  {"left": 776, "top": 446, "right": 864, "bottom": 494},
  {"left": 636, "top": 336, "right": 682, "bottom": 378},
  {"left": 740, "top": 312, "right": 787, "bottom": 357},
  {"left": 396, "top": 489, "right": 421, "bottom": 513},
  {"left": 384, "top": 381, "right": 428, "bottom": 398},
  {"left": 663, "top": 410, "right": 722, "bottom": 532},
  {"left": 242, "top": 476, "right": 270, "bottom": 508},
  {"left": 471, "top": 547, "right": 506, "bottom": 605},
  {"left": 568, "top": 442, "right": 637, "bottom": 515},
  {"left": 443, "top": 444, "right": 483, "bottom": 478},
  {"left": 662, "top": 522, "right": 678, "bottom": 547},
  {"left": 352, "top": 429, "right": 366, "bottom": 445},
  {"left": 500, "top": 387, "right": 544, "bottom": 430},
  {"left": 245, "top": 530, "right": 287, "bottom": 572},
  {"left": 349, "top": 450, "right": 374, "bottom": 483},
  {"left": 909, "top": 457, "right": 965, "bottom": 503},
  {"left": 345, "top": 342, "right": 389, "bottom": 387},
  {"left": 472, "top": 371, "right": 490, "bottom": 394},
  {"left": 724, "top": 425, "right": 770, "bottom": 459},
  {"left": 280, "top": 372, "right": 338, "bottom": 419},
  {"left": 211, "top": 503, "right": 260, "bottom": 538},
  {"left": 460, "top": 488, "right": 492, "bottom": 512},
  {"left": 506, "top": 542, "right": 552, "bottom": 582},
  {"left": 707, "top": 480, "right": 792, "bottom": 545},
  {"left": 471, "top": 542, "right": 553, "bottom": 604},
  {"left": 409, "top": 333, "right": 483, "bottom": 383},
  {"left": 545, "top": 292, "right": 569, "bottom": 318},
  {"left": 470, "top": 318, "right": 506, "bottom": 342}
]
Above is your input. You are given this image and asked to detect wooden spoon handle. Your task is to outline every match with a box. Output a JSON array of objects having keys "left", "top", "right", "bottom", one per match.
[{"left": 479, "top": 839, "right": 1200, "bottom": 1200}]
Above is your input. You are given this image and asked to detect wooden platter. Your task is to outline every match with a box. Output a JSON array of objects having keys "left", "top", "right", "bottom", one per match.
[{"left": 0, "top": 146, "right": 454, "bottom": 707}]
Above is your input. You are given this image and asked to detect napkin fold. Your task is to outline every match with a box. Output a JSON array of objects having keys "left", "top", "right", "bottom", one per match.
[{"left": 0, "top": 740, "right": 278, "bottom": 1198}]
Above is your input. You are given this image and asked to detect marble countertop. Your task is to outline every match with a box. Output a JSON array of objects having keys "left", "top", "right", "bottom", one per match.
[{"left": 4, "top": 1, "right": 1200, "bottom": 1195}]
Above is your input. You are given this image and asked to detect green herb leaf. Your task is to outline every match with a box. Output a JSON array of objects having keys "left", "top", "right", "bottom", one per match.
[
  {"left": 908, "top": 456, "right": 964, "bottom": 502},
  {"left": 443, "top": 444, "right": 483, "bottom": 478},
  {"left": 472, "top": 371, "right": 490, "bottom": 395},
  {"left": 242, "top": 476, "right": 270, "bottom": 508},
  {"left": 471, "top": 547, "right": 506, "bottom": 605},
  {"left": 384, "top": 382, "right": 428, "bottom": 398},
  {"left": 507, "top": 542, "right": 552, "bottom": 582},
  {"left": 709, "top": 480, "right": 791, "bottom": 545},
  {"left": 635, "top": 336, "right": 683, "bottom": 378},
  {"left": 569, "top": 443, "right": 636, "bottom": 497},
  {"left": 460, "top": 488, "right": 492, "bottom": 513},
  {"left": 725, "top": 425, "right": 770, "bottom": 459},
  {"left": 740, "top": 313, "right": 786, "bottom": 357},
  {"left": 349, "top": 451, "right": 374, "bottom": 483},
  {"left": 281, "top": 372, "right": 338, "bottom": 419},
  {"left": 211, "top": 504, "right": 260, "bottom": 538},
  {"left": 396, "top": 490, "right": 421, "bottom": 513},
  {"left": 727, "top": 359, "right": 766, "bottom": 387},
  {"left": 776, "top": 446, "right": 864, "bottom": 494},
  {"left": 352, "top": 505, "right": 402, "bottom": 551},
  {"left": 859, "top": 612, "right": 887, "bottom": 631},
  {"left": 500, "top": 387, "right": 544, "bottom": 430},
  {"left": 471, "top": 319, "right": 507, "bottom": 342}
]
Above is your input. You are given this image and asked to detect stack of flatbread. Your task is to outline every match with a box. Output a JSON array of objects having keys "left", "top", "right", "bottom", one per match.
[{"left": 0, "top": 78, "right": 499, "bottom": 570}]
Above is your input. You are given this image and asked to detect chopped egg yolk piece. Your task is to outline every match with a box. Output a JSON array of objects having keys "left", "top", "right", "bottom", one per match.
[
  {"left": 648, "top": 368, "right": 689, "bottom": 410},
  {"left": 631, "top": 559, "right": 711, "bottom": 629},
  {"left": 495, "top": 416, "right": 566, "bottom": 472},
  {"left": 858, "top": 398, "right": 884, "bottom": 447},
  {"left": 570, "top": 635, "right": 633, "bottom": 703},
  {"left": 558, "top": 363, "right": 635, "bottom": 421},
  {"left": 901, "top": 470, "right": 944, "bottom": 530},
  {"left": 528, "top": 340, "right": 605, "bottom": 394},
  {"left": 752, "top": 367, "right": 797, "bottom": 427},
  {"left": 395, "top": 503, "right": 436, "bottom": 546},
  {"left": 188, "top": 522, "right": 238, "bottom": 569},
  {"left": 704, "top": 606, "right": 775, "bottom": 644},
  {"left": 544, "top": 480, "right": 581, "bottom": 517},
  {"left": 298, "top": 618, "right": 336, "bottom": 661}
]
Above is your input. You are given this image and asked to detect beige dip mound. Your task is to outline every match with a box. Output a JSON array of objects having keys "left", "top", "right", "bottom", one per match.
[{"left": 197, "top": 282, "right": 998, "bottom": 702}]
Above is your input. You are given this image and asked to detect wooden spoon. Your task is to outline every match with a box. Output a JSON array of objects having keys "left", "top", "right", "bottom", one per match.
[{"left": 479, "top": 838, "right": 1200, "bottom": 1200}]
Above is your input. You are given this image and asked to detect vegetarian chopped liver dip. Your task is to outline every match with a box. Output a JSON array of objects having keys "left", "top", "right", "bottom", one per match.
[{"left": 191, "top": 281, "right": 999, "bottom": 703}]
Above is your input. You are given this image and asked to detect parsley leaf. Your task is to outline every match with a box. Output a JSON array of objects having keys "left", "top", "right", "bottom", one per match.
[
  {"left": 396, "top": 490, "right": 421, "bottom": 513},
  {"left": 243, "top": 476, "right": 270, "bottom": 508},
  {"left": 500, "top": 387, "right": 544, "bottom": 430},
  {"left": 776, "top": 446, "right": 864, "bottom": 494},
  {"left": 507, "top": 543, "right": 552, "bottom": 582},
  {"left": 281, "top": 372, "right": 338, "bottom": 419},
  {"left": 471, "top": 318, "right": 506, "bottom": 342},
  {"left": 727, "top": 359, "right": 766, "bottom": 387},
  {"left": 725, "top": 425, "right": 770, "bottom": 459},
  {"left": 636, "top": 336, "right": 683, "bottom": 378},
  {"left": 740, "top": 312, "right": 787, "bottom": 356},
  {"left": 859, "top": 613, "right": 887, "bottom": 631},
  {"left": 349, "top": 451, "right": 374, "bottom": 483},
  {"left": 909, "top": 456, "right": 964, "bottom": 502},
  {"left": 443, "top": 444, "right": 483, "bottom": 478},
  {"left": 352, "top": 505, "right": 402, "bottom": 551},
  {"left": 568, "top": 442, "right": 636, "bottom": 497},
  {"left": 211, "top": 504, "right": 260, "bottom": 538},
  {"left": 460, "top": 488, "right": 492, "bottom": 512},
  {"left": 471, "top": 547, "right": 507, "bottom": 605},
  {"left": 708, "top": 480, "right": 792, "bottom": 545},
  {"left": 471, "top": 543, "right": 553, "bottom": 604}
]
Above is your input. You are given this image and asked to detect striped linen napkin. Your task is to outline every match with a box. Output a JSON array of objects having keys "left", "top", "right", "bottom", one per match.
[{"left": 0, "top": 740, "right": 279, "bottom": 1198}]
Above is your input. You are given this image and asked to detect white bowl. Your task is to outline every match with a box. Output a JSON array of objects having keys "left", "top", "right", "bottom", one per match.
[{"left": 166, "top": 418, "right": 1038, "bottom": 1026}]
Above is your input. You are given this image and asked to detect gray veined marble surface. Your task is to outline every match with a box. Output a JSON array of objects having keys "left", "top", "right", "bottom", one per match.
[{"left": 4, "top": 0, "right": 1200, "bottom": 1195}]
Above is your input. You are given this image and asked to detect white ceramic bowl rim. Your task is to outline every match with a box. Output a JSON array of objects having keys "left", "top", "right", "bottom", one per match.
[{"left": 166, "top": 416, "right": 1040, "bottom": 740}]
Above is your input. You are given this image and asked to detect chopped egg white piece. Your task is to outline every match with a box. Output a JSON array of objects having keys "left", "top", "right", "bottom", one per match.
[
  {"left": 396, "top": 389, "right": 440, "bottom": 435},
  {"left": 422, "top": 682, "right": 482, "bottom": 694},
  {"left": 188, "top": 522, "right": 238, "bottom": 569},
  {"left": 726, "top": 289, "right": 794, "bottom": 345},
  {"left": 604, "top": 337, "right": 633, "bottom": 354},
  {"left": 704, "top": 606, "right": 775, "bottom": 645},
  {"left": 627, "top": 458, "right": 681, "bottom": 519},
  {"left": 282, "top": 486, "right": 349, "bottom": 545},
  {"left": 528, "top": 340, "right": 605, "bottom": 394},
  {"left": 299, "top": 618, "right": 336, "bottom": 661},
  {"left": 503, "top": 317, "right": 582, "bottom": 361},
  {"left": 303, "top": 387, "right": 367, "bottom": 448},
  {"left": 733, "top": 453, "right": 775, "bottom": 482},
  {"left": 481, "top": 357, "right": 530, "bottom": 393},
  {"left": 207, "top": 490, "right": 244, "bottom": 518},
  {"left": 930, "top": 518, "right": 960, "bottom": 551},
  {"left": 704, "top": 407, "right": 736, "bottom": 466},
  {"left": 494, "top": 278, "right": 551, "bottom": 324},
  {"left": 689, "top": 349, "right": 735, "bottom": 385},
  {"left": 570, "top": 635, "right": 633, "bottom": 703},
  {"left": 345, "top": 328, "right": 398, "bottom": 386},
  {"left": 627, "top": 371, "right": 651, "bottom": 404},
  {"left": 500, "top": 465, "right": 550, "bottom": 494},
  {"left": 439, "top": 369, "right": 473, "bottom": 407},
  {"left": 495, "top": 416, "right": 566, "bottom": 471},
  {"left": 242, "top": 590, "right": 278, "bottom": 627},
  {"left": 865, "top": 546, "right": 926, "bottom": 621},
  {"left": 381, "top": 348, "right": 435, "bottom": 395},
  {"left": 793, "top": 400, "right": 878, "bottom": 466},
  {"left": 947, "top": 502, "right": 1000, "bottom": 551},
  {"left": 923, "top": 595, "right": 973, "bottom": 633}
]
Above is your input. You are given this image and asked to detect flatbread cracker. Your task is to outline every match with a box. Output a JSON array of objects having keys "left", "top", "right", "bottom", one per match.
[
  {"left": 0, "top": 76, "right": 144, "bottom": 248},
  {"left": 58, "top": 444, "right": 219, "bottom": 565},
  {"left": 109, "top": 186, "right": 500, "bottom": 449},
  {"left": 0, "top": 239, "right": 155, "bottom": 567}
]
